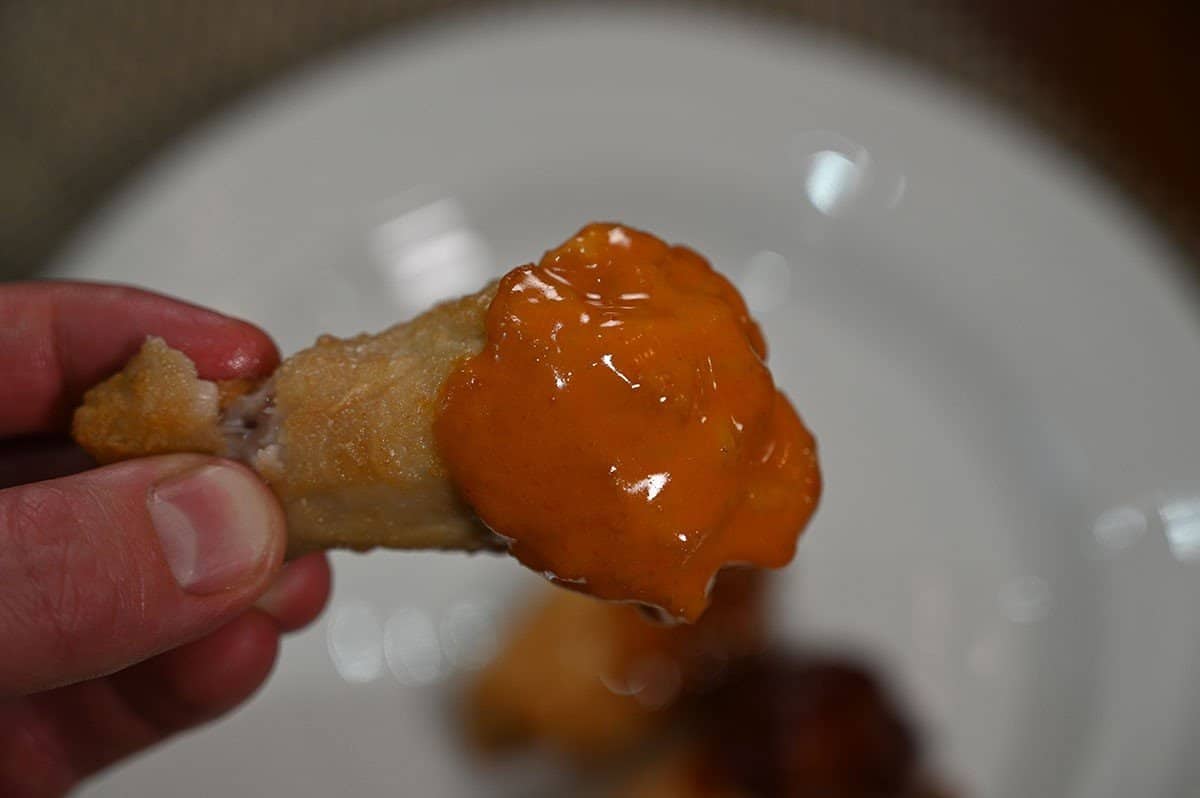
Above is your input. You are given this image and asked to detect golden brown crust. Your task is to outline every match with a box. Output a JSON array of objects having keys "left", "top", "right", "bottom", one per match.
[
  {"left": 72, "top": 337, "right": 226, "bottom": 463},
  {"left": 466, "top": 589, "right": 663, "bottom": 760},
  {"left": 463, "top": 571, "right": 766, "bottom": 761},
  {"left": 271, "top": 284, "right": 496, "bottom": 555},
  {"left": 71, "top": 287, "right": 499, "bottom": 556}
]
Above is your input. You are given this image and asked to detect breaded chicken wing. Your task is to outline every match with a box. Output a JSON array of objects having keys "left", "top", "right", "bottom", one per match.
[
  {"left": 609, "top": 654, "right": 953, "bottom": 798},
  {"left": 464, "top": 570, "right": 766, "bottom": 761},
  {"left": 74, "top": 286, "right": 497, "bottom": 556},
  {"left": 73, "top": 224, "right": 822, "bottom": 619}
]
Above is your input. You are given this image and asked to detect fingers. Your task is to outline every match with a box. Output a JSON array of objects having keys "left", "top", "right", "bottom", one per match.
[
  {"left": 106, "top": 610, "right": 281, "bottom": 737},
  {"left": 0, "top": 555, "right": 330, "bottom": 795},
  {"left": 0, "top": 454, "right": 286, "bottom": 697},
  {"left": 255, "top": 553, "right": 333, "bottom": 632},
  {"left": 0, "top": 611, "right": 281, "bottom": 797},
  {"left": 0, "top": 281, "right": 279, "bottom": 437},
  {"left": 0, "top": 438, "right": 94, "bottom": 490}
]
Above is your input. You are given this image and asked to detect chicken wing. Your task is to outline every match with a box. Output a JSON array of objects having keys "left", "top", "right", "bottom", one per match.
[
  {"left": 609, "top": 654, "right": 953, "bottom": 798},
  {"left": 74, "top": 285, "right": 497, "bottom": 556},
  {"left": 463, "top": 569, "right": 766, "bottom": 761},
  {"left": 73, "top": 223, "right": 821, "bottom": 619}
]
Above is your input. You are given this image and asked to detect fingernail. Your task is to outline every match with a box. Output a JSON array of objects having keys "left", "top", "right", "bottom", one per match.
[{"left": 149, "top": 464, "right": 278, "bottom": 594}]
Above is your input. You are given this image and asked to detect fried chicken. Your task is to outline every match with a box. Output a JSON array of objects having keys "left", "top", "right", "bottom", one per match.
[
  {"left": 72, "top": 224, "right": 821, "bottom": 618},
  {"left": 463, "top": 570, "right": 766, "bottom": 761},
  {"left": 74, "top": 285, "right": 498, "bottom": 556},
  {"left": 610, "top": 654, "right": 953, "bottom": 798}
]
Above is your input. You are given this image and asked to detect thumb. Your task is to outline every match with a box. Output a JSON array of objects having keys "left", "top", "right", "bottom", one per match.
[{"left": 0, "top": 455, "right": 286, "bottom": 697}]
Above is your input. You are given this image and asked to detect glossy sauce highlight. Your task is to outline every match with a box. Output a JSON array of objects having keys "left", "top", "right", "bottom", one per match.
[{"left": 436, "top": 224, "right": 820, "bottom": 620}]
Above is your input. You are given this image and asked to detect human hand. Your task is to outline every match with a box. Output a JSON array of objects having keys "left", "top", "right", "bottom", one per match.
[{"left": 0, "top": 283, "right": 331, "bottom": 797}]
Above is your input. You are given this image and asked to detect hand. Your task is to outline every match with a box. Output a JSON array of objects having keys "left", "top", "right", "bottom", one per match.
[{"left": 0, "top": 282, "right": 331, "bottom": 797}]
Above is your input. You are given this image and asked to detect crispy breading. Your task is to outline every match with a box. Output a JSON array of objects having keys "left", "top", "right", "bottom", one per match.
[
  {"left": 267, "top": 284, "right": 497, "bottom": 555},
  {"left": 72, "top": 337, "right": 226, "bottom": 462},
  {"left": 464, "top": 571, "right": 766, "bottom": 761},
  {"left": 72, "top": 285, "right": 499, "bottom": 556}
]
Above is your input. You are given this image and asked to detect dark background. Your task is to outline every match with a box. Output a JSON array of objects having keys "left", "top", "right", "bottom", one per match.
[{"left": 2, "top": 0, "right": 1197, "bottom": 277}]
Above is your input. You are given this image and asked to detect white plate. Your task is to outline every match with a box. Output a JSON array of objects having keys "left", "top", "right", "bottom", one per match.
[{"left": 50, "top": 5, "right": 1200, "bottom": 797}]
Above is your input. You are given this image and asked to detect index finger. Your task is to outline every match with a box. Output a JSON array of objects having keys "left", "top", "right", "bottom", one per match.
[{"left": 0, "top": 281, "right": 279, "bottom": 437}]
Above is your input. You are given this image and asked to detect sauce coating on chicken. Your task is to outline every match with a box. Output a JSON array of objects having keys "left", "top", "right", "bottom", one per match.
[{"left": 436, "top": 224, "right": 821, "bottom": 620}]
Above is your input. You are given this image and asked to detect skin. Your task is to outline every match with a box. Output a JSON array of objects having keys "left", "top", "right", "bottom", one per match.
[{"left": 0, "top": 283, "right": 332, "bottom": 797}]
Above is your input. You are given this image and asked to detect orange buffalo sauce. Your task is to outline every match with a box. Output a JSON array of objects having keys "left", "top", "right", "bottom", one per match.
[{"left": 436, "top": 224, "right": 821, "bottom": 621}]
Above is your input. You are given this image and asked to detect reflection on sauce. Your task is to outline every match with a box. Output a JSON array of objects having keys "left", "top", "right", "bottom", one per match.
[{"left": 436, "top": 223, "right": 820, "bottom": 620}]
